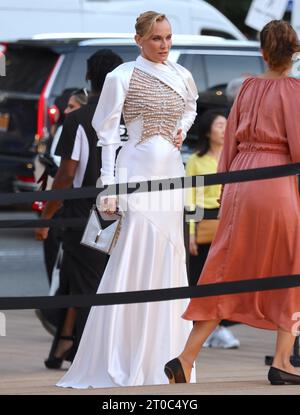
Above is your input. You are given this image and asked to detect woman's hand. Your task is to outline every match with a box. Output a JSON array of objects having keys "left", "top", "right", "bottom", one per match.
[
  {"left": 35, "top": 227, "right": 49, "bottom": 241},
  {"left": 174, "top": 128, "right": 183, "bottom": 150},
  {"left": 189, "top": 235, "right": 198, "bottom": 256},
  {"left": 217, "top": 185, "right": 224, "bottom": 206},
  {"left": 98, "top": 196, "right": 118, "bottom": 216}
]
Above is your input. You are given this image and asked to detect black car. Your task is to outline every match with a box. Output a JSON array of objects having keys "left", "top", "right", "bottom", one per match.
[{"left": 0, "top": 34, "right": 264, "bottom": 192}]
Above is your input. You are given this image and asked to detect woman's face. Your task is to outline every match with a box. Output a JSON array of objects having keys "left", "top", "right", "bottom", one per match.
[
  {"left": 64, "top": 95, "right": 81, "bottom": 114},
  {"left": 135, "top": 19, "right": 172, "bottom": 63},
  {"left": 209, "top": 116, "right": 227, "bottom": 146}
]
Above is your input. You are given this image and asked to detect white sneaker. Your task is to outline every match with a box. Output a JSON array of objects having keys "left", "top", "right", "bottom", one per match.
[
  {"left": 208, "top": 327, "right": 240, "bottom": 349},
  {"left": 202, "top": 332, "right": 215, "bottom": 348}
]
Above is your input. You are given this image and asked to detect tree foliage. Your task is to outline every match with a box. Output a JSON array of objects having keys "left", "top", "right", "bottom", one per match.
[
  {"left": 206, "top": 0, "right": 258, "bottom": 38},
  {"left": 206, "top": 0, "right": 291, "bottom": 39}
]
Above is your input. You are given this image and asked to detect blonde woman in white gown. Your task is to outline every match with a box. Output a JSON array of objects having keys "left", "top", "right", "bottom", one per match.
[{"left": 57, "top": 11, "right": 198, "bottom": 388}]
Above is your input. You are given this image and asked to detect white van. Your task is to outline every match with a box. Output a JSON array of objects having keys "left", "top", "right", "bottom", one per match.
[{"left": 0, "top": 0, "right": 246, "bottom": 41}]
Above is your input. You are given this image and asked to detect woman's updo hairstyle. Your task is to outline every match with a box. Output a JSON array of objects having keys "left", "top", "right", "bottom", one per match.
[
  {"left": 135, "top": 11, "right": 168, "bottom": 39},
  {"left": 260, "top": 20, "right": 300, "bottom": 70}
]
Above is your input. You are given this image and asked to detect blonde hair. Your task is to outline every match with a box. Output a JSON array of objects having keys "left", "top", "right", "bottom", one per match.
[{"left": 135, "top": 11, "right": 168, "bottom": 39}]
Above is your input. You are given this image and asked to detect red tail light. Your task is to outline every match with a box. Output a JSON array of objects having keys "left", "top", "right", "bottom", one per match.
[
  {"left": 32, "top": 201, "right": 46, "bottom": 212},
  {"left": 47, "top": 105, "right": 60, "bottom": 125},
  {"left": 0, "top": 43, "right": 7, "bottom": 54},
  {"left": 16, "top": 175, "right": 35, "bottom": 183},
  {"left": 0, "top": 43, "right": 6, "bottom": 77},
  {"left": 36, "top": 57, "right": 62, "bottom": 140},
  {"left": 36, "top": 84, "right": 49, "bottom": 140}
]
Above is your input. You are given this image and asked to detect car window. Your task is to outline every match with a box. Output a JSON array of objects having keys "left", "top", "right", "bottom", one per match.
[
  {"left": 0, "top": 47, "right": 58, "bottom": 94},
  {"left": 51, "top": 46, "right": 139, "bottom": 96},
  {"left": 204, "top": 55, "right": 263, "bottom": 89},
  {"left": 176, "top": 51, "right": 264, "bottom": 159},
  {"left": 177, "top": 54, "right": 206, "bottom": 92},
  {"left": 178, "top": 52, "right": 264, "bottom": 94},
  {"left": 291, "top": 58, "right": 300, "bottom": 78}
]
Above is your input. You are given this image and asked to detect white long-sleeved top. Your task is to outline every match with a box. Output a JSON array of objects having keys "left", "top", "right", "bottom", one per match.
[{"left": 92, "top": 55, "right": 198, "bottom": 185}]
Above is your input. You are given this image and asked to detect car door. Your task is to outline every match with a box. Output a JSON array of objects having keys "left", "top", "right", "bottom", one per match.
[{"left": 176, "top": 49, "right": 264, "bottom": 155}]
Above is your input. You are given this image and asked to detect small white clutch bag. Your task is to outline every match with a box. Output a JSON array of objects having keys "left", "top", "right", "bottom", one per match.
[{"left": 81, "top": 205, "right": 123, "bottom": 255}]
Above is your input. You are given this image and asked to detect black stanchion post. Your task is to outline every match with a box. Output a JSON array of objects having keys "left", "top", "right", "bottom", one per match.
[
  {"left": 291, "top": 337, "right": 300, "bottom": 366},
  {"left": 265, "top": 337, "right": 300, "bottom": 367}
]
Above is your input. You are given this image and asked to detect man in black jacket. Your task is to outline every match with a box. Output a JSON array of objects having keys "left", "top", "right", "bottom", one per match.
[{"left": 35, "top": 49, "right": 123, "bottom": 368}]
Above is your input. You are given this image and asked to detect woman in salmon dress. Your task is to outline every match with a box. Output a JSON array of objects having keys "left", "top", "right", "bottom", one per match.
[{"left": 164, "top": 20, "right": 300, "bottom": 386}]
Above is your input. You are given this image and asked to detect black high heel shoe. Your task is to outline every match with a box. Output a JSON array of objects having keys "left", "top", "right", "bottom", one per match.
[
  {"left": 44, "top": 335, "right": 76, "bottom": 369},
  {"left": 268, "top": 367, "right": 300, "bottom": 385},
  {"left": 164, "top": 358, "right": 187, "bottom": 384}
]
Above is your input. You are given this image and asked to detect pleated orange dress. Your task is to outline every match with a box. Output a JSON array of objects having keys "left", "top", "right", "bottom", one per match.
[{"left": 183, "top": 76, "right": 300, "bottom": 332}]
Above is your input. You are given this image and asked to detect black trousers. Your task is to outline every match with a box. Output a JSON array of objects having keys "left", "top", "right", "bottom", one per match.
[
  {"left": 40, "top": 210, "right": 64, "bottom": 329},
  {"left": 188, "top": 243, "right": 211, "bottom": 287},
  {"left": 42, "top": 208, "right": 64, "bottom": 285},
  {"left": 188, "top": 242, "right": 237, "bottom": 327},
  {"left": 61, "top": 229, "right": 108, "bottom": 347},
  {"left": 47, "top": 228, "right": 108, "bottom": 359}
]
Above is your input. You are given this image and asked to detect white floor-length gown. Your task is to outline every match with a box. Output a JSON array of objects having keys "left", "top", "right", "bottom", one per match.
[{"left": 57, "top": 55, "right": 198, "bottom": 388}]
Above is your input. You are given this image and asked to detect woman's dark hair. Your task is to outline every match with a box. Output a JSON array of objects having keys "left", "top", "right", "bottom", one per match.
[
  {"left": 86, "top": 49, "right": 123, "bottom": 93},
  {"left": 54, "top": 88, "right": 75, "bottom": 125},
  {"left": 260, "top": 20, "right": 300, "bottom": 70},
  {"left": 197, "top": 109, "right": 226, "bottom": 157}
]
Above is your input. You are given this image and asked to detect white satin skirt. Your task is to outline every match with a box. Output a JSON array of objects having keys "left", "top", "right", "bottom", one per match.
[{"left": 57, "top": 121, "right": 195, "bottom": 388}]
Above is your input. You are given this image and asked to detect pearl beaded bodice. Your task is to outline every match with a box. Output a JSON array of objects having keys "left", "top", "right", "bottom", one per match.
[{"left": 123, "top": 68, "right": 185, "bottom": 145}]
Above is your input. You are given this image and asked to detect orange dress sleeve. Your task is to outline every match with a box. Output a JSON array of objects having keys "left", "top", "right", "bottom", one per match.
[{"left": 218, "top": 96, "right": 239, "bottom": 173}]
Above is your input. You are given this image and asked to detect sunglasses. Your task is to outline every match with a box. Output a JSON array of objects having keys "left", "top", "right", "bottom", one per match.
[{"left": 72, "top": 88, "right": 89, "bottom": 97}]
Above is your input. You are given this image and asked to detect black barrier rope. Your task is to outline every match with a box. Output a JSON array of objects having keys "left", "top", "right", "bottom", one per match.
[
  {"left": 0, "top": 164, "right": 300, "bottom": 312},
  {"left": 0, "top": 218, "right": 86, "bottom": 229},
  {"left": 1, "top": 274, "right": 300, "bottom": 310},
  {"left": 0, "top": 153, "right": 34, "bottom": 164},
  {"left": 0, "top": 209, "right": 219, "bottom": 228},
  {"left": 0, "top": 163, "right": 299, "bottom": 205}
]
